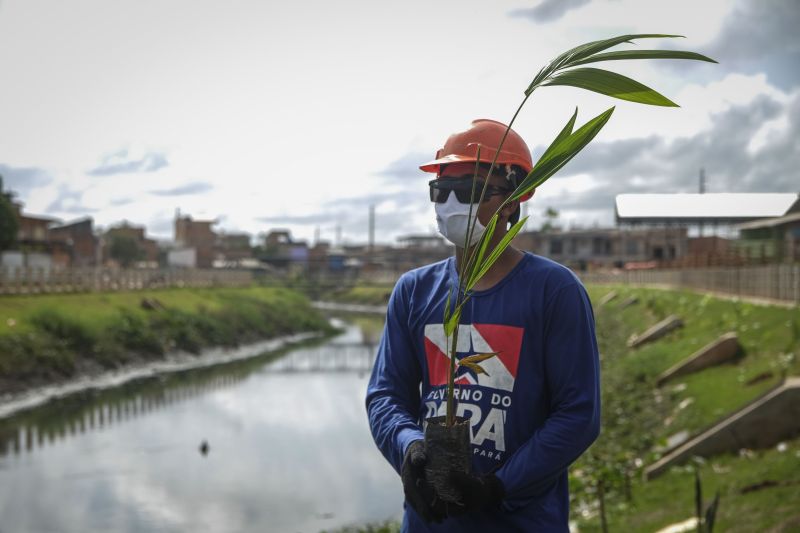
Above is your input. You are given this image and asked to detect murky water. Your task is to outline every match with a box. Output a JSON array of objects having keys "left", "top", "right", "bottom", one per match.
[{"left": 0, "top": 316, "right": 402, "bottom": 533}]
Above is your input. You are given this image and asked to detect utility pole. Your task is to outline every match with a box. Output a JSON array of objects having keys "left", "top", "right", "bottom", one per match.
[
  {"left": 698, "top": 168, "right": 706, "bottom": 237},
  {"left": 368, "top": 204, "right": 375, "bottom": 254}
]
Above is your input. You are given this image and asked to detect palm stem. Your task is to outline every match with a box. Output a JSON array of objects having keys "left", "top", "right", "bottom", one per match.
[{"left": 445, "top": 91, "right": 533, "bottom": 427}]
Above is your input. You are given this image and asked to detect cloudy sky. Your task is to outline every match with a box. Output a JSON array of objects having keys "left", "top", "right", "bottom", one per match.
[{"left": 1, "top": 0, "right": 797, "bottom": 245}]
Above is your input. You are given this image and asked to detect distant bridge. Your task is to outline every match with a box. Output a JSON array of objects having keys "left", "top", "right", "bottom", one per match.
[{"left": 267, "top": 343, "right": 378, "bottom": 373}]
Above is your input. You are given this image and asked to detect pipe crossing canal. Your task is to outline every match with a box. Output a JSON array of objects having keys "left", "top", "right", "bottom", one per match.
[{"left": 268, "top": 342, "right": 378, "bottom": 373}]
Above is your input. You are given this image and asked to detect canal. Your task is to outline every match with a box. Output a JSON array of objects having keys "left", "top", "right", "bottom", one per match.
[{"left": 0, "top": 315, "right": 402, "bottom": 533}]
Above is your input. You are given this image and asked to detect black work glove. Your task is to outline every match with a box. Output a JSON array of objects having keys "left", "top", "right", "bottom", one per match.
[
  {"left": 401, "top": 440, "right": 446, "bottom": 523},
  {"left": 445, "top": 470, "right": 505, "bottom": 516}
]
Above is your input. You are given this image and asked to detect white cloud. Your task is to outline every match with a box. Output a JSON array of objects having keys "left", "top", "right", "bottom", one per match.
[
  {"left": 0, "top": 0, "right": 795, "bottom": 242},
  {"left": 561, "top": 72, "right": 793, "bottom": 146},
  {"left": 747, "top": 112, "right": 791, "bottom": 155}
]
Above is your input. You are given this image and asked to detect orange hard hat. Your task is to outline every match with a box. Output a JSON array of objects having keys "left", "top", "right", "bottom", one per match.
[
  {"left": 420, "top": 119, "right": 533, "bottom": 174},
  {"left": 420, "top": 119, "right": 534, "bottom": 202}
]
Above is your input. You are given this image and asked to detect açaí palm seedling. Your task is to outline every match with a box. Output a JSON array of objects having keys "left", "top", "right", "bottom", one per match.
[{"left": 423, "top": 33, "right": 716, "bottom": 503}]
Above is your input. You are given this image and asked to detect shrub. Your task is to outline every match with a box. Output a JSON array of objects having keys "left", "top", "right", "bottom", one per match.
[
  {"left": 110, "top": 309, "right": 165, "bottom": 357},
  {"left": 29, "top": 309, "right": 97, "bottom": 356}
]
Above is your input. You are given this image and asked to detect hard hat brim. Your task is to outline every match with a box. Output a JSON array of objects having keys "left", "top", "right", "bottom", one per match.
[
  {"left": 419, "top": 154, "right": 480, "bottom": 173},
  {"left": 420, "top": 154, "right": 533, "bottom": 174}
]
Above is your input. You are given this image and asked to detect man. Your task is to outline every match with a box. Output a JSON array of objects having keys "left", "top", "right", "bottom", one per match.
[{"left": 366, "top": 119, "right": 600, "bottom": 531}]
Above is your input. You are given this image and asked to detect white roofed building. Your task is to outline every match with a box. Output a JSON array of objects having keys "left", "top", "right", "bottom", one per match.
[
  {"left": 614, "top": 192, "right": 800, "bottom": 265},
  {"left": 615, "top": 193, "right": 799, "bottom": 227}
]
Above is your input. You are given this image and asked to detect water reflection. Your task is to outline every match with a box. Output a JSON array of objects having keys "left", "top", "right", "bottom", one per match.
[
  {"left": 0, "top": 351, "right": 268, "bottom": 459},
  {"left": 0, "top": 316, "right": 401, "bottom": 533}
]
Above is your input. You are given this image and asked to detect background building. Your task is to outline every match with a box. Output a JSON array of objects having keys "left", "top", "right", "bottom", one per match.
[
  {"left": 104, "top": 221, "right": 159, "bottom": 268},
  {"left": 736, "top": 213, "right": 800, "bottom": 263},
  {"left": 217, "top": 232, "right": 253, "bottom": 264},
  {"left": 48, "top": 218, "right": 99, "bottom": 267},
  {"left": 514, "top": 227, "right": 688, "bottom": 270},
  {"left": 174, "top": 214, "right": 217, "bottom": 268}
]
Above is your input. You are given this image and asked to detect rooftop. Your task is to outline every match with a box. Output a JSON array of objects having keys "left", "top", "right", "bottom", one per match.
[
  {"left": 616, "top": 193, "right": 799, "bottom": 224},
  {"left": 737, "top": 211, "right": 800, "bottom": 230},
  {"left": 19, "top": 213, "right": 59, "bottom": 224}
]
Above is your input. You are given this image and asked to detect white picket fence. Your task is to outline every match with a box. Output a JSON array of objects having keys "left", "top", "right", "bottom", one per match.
[{"left": 580, "top": 264, "right": 800, "bottom": 304}]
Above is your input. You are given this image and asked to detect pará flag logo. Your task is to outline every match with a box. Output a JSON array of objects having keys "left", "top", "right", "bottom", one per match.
[{"left": 423, "top": 323, "right": 523, "bottom": 392}]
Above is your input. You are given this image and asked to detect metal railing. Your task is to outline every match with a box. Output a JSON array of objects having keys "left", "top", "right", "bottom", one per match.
[
  {"left": 581, "top": 264, "right": 800, "bottom": 304},
  {"left": 0, "top": 267, "right": 254, "bottom": 294}
]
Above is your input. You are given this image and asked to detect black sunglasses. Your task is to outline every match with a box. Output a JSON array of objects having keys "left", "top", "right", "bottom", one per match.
[{"left": 429, "top": 177, "right": 512, "bottom": 204}]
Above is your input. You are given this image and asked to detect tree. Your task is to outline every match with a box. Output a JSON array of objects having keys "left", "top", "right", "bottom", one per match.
[
  {"left": 0, "top": 175, "right": 19, "bottom": 252},
  {"left": 540, "top": 206, "right": 560, "bottom": 232},
  {"left": 109, "top": 235, "right": 143, "bottom": 267}
]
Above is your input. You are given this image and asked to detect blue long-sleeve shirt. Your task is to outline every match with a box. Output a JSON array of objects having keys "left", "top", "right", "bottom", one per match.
[{"left": 366, "top": 252, "right": 601, "bottom": 532}]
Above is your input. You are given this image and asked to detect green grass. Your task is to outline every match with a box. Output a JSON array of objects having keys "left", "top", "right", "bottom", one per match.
[
  {"left": 0, "top": 286, "right": 334, "bottom": 392},
  {"left": 576, "top": 440, "right": 800, "bottom": 532},
  {"left": 588, "top": 286, "right": 798, "bottom": 439},
  {"left": 323, "top": 285, "right": 394, "bottom": 306},
  {"left": 321, "top": 522, "right": 400, "bottom": 533},
  {"left": 0, "top": 287, "right": 312, "bottom": 336},
  {"left": 572, "top": 284, "right": 800, "bottom": 531}
]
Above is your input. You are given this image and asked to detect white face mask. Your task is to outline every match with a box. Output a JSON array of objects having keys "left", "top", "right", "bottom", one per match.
[{"left": 435, "top": 193, "right": 486, "bottom": 248}]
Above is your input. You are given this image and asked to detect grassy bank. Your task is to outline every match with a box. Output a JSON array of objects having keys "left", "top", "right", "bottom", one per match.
[
  {"left": 574, "top": 285, "right": 800, "bottom": 532},
  {"left": 322, "top": 285, "right": 394, "bottom": 307},
  {"left": 0, "top": 286, "right": 334, "bottom": 394}
]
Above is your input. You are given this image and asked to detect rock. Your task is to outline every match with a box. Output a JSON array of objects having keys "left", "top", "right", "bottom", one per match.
[
  {"left": 598, "top": 291, "right": 618, "bottom": 306},
  {"left": 657, "top": 333, "right": 741, "bottom": 386},
  {"left": 666, "top": 430, "right": 690, "bottom": 449},
  {"left": 141, "top": 298, "right": 166, "bottom": 311},
  {"left": 627, "top": 315, "right": 683, "bottom": 348},
  {"left": 654, "top": 517, "right": 699, "bottom": 533},
  {"left": 677, "top": 398, "right": 694, "bottom": 411},
  {"left": 645, "top": 377, "right": 800, "bottom": 479}
]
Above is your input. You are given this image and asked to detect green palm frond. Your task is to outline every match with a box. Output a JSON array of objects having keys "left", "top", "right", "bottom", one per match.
[
  {"left": 525, "top": 34, "right": 711, "bottom": 107},
  {"left": 440, "top": 33, "right": 715, "bottom": 426}
]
